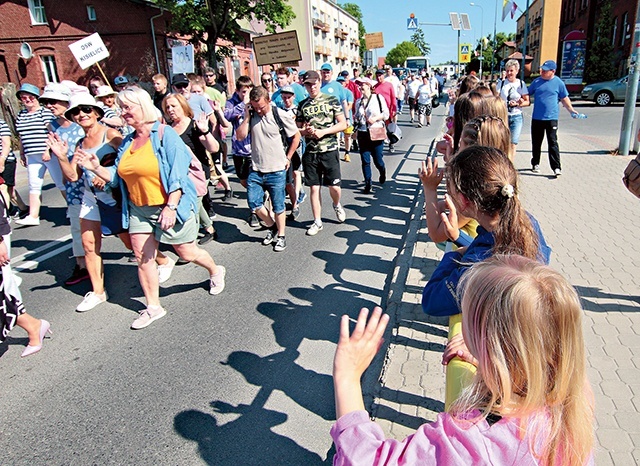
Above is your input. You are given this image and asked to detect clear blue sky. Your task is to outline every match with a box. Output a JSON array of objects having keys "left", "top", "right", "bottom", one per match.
[{"left": 347, "top": 0, "right": 519, "bottom": 65}]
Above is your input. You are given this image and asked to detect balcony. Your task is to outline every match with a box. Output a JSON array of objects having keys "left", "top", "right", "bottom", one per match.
[
  {"left": 312, "top": 18, "right": 324, "bottom": 29},
  {"left": 314, "top": 45, "right": 324, "bottom": 55},
  {"left": 321, "top": 23, "right": 331, "bottom": 33},
  {"left": 350, "top": 38, "right": 359, "bottom": 46}
]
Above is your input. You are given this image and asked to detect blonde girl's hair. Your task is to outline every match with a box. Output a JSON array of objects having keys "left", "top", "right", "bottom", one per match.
[
  {"left": 116, "top": 87, "right": 158, "bottom": 124},
  {"left": 460, "top": 115, "right": 511, "bottom": 156},
  {"left": 445, "top": 145, "right": 539, "bottom": 259},
  {"left": 453, "top": 255, "right": 594, "bottom": 466},
  {"left": 480, "top": 95, "right": 509, "bottom": 125}
]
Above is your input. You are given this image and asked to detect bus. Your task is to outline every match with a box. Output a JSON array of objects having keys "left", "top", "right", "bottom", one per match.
[{"left": 405, "top": 56, "right": 430, "bottom": 74}]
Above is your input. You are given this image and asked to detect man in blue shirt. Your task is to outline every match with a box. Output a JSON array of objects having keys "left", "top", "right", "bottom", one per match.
[{"left": 528, "top": 60, "right": 581, "bottom": 177}]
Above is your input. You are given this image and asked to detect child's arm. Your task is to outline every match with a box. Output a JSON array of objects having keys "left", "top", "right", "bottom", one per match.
[{"left": 333, "top": 307, "right": 389, "bottom": 419}]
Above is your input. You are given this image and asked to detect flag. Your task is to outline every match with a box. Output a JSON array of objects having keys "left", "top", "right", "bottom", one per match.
[
  {"left": 511, "top": 1, "right": 518, "bottom": 19},
  {"left": 502, "top": 0, "right": 512, "bottom": 21}
]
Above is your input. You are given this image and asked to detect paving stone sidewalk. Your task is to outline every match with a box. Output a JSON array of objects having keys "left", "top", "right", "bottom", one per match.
[{"left": 373, "top": 113, "right": 640, "bottom": 465}]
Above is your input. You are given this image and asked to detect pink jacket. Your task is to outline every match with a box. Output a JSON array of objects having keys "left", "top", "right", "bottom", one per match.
[{"left": 331, "top": 410, "right": 593, "bottom": 465}]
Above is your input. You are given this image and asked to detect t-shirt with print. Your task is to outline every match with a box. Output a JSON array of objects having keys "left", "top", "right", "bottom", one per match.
[
  {"left": 249, "top": 107, "right": 298, "bottom": 173},
  {"left": 497, "top": 79, "right": 529, "bottom": 115},
  {"left": 50, "top": 120, "right": 85, "bottom": 206},
  {"left": 0, "top": 119, "right": 15, "bottom": 161},
  {"left": 15, "top": 107, "right": 54, "bottom": 158},
  {"left": 296, "top": 93, "right": 343, "bottom": 154}
]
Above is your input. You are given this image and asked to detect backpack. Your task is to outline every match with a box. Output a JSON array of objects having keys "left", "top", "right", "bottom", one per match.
[{"left": 271, "top": 107, "right": 300, "bottom": 155}]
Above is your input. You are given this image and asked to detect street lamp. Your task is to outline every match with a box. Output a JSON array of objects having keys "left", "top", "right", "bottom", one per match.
[{"left": 469, "top": 2, "right": 484, "bottom": 77}]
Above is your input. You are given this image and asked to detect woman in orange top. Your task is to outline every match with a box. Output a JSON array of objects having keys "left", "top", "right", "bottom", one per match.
[{"left": 76, "top": 88, "right": 226, "bottom": 330}]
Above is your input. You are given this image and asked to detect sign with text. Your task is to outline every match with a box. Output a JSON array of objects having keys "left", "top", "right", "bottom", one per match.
[
  {"left": 459, "top": 43, "right": 472, "bottom": 63},
  {"left": 171, "top": 44, "right": 195, "bottom": 74},
  {"left": 560, "top": 40, "right": 586, "bottom": 86},
  {"left": 253, "top": 31, "right": 302, "bottom": 66},
  {"left": 68, "top": 33, "right": 110, "bottom": 70},
  {"left": 365, "top": 32, "right": 384, "bottom": 50}
]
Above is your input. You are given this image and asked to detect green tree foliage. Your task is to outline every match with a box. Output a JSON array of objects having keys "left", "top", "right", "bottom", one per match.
[
  {"left": 475, "top": 32, "right": 515, "bottom": 71},
  {"left": 155, "top": 0, "right": 295, "bottom": 61},
  {"left": 340, "top": 3, "right": 366, "bottom": 61},
  {"left": 584, "top": 0, "right": 616, "bottom": 83},
  {"left": 385, "top": 41, "right": 421, "bottom": 67},
  {"left": 410, "top": 28, "right": 431, "bottom": 56}
]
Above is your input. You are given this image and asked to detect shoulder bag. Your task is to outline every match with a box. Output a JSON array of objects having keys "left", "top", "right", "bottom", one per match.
[{"left": 623, "top": 154, "right": 640, "bottom": 198}]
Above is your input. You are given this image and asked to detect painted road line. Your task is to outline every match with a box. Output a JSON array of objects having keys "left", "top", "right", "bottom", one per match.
[
  {"left": 13, "top": 242, "right": 73, "bottom": 272},
  {"left": 10, "top": 234, "right": 72, "bottom": 264}
]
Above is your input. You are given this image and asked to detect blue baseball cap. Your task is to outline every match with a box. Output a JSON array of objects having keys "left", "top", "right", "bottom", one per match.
[
  {"left": 114, "top": 75, "right": 129, "bottom": 85},
  {"left": 280, "top": 85, "right": 295, "bottom": 94},
  {"left": 540, "top": 60, "right": 557, "bottom": 71},
  {"left": 320, "top": 63, "right": 333, "bottom": 71},
  {"left": 17, "top": 83, "right": 40, "bottom": 98},
  {"left": 336, "top": 76, "right": 345, "bottom": 82}
]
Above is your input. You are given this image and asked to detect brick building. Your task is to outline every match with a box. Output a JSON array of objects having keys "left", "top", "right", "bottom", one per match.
[
  {"left": 0, "top": 0, "right": 172, "bottom": 89},
  {"left": 559, "top": 0, "right": 638, "bottom": 79}
]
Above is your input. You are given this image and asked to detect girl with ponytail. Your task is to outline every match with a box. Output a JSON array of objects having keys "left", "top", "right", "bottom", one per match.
[{"left": 422, "top": 145, "right": 551, "bottom": 317}]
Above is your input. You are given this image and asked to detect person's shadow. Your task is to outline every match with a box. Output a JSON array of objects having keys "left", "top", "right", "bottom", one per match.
[{"left": 174, "top": 401, "right": 323, "bottom": 465}]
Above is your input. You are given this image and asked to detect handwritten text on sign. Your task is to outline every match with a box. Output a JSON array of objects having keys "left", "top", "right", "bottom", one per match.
[
  {"left": 253, "top": 31, "right": 302, "bottom": 66},
  {"left": 68, "top": 33, "right": 110, "bottom": 70}
]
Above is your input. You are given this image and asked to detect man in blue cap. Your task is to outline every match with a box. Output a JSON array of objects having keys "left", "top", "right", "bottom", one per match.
[{"left": 528, "top": 59, "right": 582, "bottom": 177}]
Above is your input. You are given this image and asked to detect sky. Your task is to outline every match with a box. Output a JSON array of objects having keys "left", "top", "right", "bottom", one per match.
[{"left": 347, "top": 0, "right": 520, "bottom": 65}]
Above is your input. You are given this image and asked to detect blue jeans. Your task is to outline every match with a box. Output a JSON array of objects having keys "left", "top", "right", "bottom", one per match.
[
  {"left": 357, "top": 131, "right": 385, "bottom": 183},
  {"left": 247, "top": 170, "right": 287, "bottom": 214},
  {"left": 508, "top": 113, "right": 523, "bottom": 144}
]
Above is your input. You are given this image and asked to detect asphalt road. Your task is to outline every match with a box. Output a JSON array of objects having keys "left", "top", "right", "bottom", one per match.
[{"left": 0, "top": 107, "right": 442, "bottom": 465}]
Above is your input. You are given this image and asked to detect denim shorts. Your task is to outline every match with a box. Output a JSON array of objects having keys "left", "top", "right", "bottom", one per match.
[
  {"left": 247, "top": 170, "right": 287, "bottom": 214},
  {"left": 508, "top": 113, "right": 523, "bottom": 145}
]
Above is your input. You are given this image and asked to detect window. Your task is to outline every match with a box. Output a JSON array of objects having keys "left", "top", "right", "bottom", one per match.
[
  {"left": 27, "top": 0, "right": 47, "bottom": 25},
  {"left": 87, "top": 5, "right": 97, "bottom": 21},
  {"left": 621, "top": 12, "right": 628, "bottom": 46},
  {"left": 40, "top": 55, "right": 59, "bottom": 83}
]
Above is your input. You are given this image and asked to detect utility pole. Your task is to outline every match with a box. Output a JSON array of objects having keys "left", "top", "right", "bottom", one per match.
[
  {"left": 618, "top": 1, "right": 640, "bottom": 155},
  {"left": 520, "top": 0, "right": 531, "bottom": 82},
  {"left": 491, "top": 0, "right": 498, "bottom": 77},
  {"left": 470, "top": 3, "right": 484, "bottom": 76}
]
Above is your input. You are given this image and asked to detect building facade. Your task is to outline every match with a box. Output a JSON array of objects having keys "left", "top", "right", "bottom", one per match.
[
  {"left": 515, "top": 0, "right": 562, "bottom": 73},
  {"left": 0, "top": 0, "right": 171, "bottom": 89},
  {"left": 559, "top": 0, "right": 638, "bottom": 79}
]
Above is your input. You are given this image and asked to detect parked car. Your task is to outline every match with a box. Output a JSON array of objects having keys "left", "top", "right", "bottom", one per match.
[{"left": 581, "top": 76, "right": 640, "bottom": 106}]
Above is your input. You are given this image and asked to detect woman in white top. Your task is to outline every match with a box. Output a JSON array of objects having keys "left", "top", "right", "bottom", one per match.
[
  {"left": 353, "top": 78, "right": 389, "bottom": 194},
  {"left": 415, "top": 76, "right": 435, "bottom": 128},
  {"left": 496, "top": 59, "right": 530, "bottom": 159}
]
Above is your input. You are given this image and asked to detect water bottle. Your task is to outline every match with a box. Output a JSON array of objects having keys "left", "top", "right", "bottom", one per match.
[{"left": 572, "top": 112, "right": 587, "bottom": 119}]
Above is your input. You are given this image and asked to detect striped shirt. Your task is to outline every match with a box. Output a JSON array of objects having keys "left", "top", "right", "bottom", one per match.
[
  {"left": 0, "top": 119, "right": 16, "bottom": 161},
  {"left": 15, "top": 107, "right": 54, "bottom": 158}
]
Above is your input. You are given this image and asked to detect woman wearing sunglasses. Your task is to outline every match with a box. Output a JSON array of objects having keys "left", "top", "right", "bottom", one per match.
[
  {"left": 75, "top": 88, "right": 226, "bottom": 330},
  {"left": 14, "top": 83, "right": 66, "bottom": 226},
  {"left": 261, "top": 72, "right": 275, "bottom": 97}
]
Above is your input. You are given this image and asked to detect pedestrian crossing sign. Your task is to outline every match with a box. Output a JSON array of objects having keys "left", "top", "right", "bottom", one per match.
[
  {"left": 407, "top": 17, "right": 418, "bottom": 30},
  {"left": 459, "top": 43, "right": 472, "bottom": 63}
]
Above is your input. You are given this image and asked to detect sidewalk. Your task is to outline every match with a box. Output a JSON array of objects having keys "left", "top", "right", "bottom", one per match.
[{"left": 373, "top": 111, "right": 640, "bottom": 465}]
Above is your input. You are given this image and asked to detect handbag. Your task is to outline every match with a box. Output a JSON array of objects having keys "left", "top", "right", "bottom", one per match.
[
  {"left": 368, "top": 125, "right": 387, "bottom": 141},
  {"left": 386, "top": 121, "right": 402, "bottom": 145},
  {"left": 623, "top": 154, "right": 640, "bottom": 198}
]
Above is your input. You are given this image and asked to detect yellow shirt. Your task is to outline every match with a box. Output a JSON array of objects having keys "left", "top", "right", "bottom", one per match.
[{"left": 117, "top": 139, "right": 167, "bottom": 207}]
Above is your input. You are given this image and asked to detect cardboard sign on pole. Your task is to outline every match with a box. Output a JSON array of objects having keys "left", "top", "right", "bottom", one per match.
[
  {"left": 365, "top": 32, "right": 384, "bottom": 50},
  {"left": 171, "top": 44, "right": 195, "bottom": 74},
  {"left": 68, "top": 33, "right": 110, "bottom": 70},
  {"left": 253, "top": 31, "right": 302, "bottom": 66}
]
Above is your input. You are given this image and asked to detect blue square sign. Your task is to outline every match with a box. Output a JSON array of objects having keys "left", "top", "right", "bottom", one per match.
[{"left": 407, "top": 17, "right": 418, "bottom": 30}]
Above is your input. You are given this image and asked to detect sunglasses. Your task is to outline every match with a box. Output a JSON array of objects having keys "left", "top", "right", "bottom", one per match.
[
  {"left": 20, "top": 94, "right": 37, "bottom": 101},
  {"left": 174, "top": 83, "right": 189, "bottom": 89},
  {"left": 262, "top": 78, "right": 272, "bottom": 83},
  {"left": 40, "top": 98, "right": 64, "bottom": 106},
  {"left": 68, "top": 105, "right": 95, "bottom": 116}
]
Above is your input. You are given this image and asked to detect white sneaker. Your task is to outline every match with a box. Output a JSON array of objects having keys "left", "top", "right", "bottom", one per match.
[
  {"left": 131, "top": 305, "right": 166, "bottom": 330},
  {"left": 158, "top": 257, "right": 176, "bottom": 284},
  {"left": 554, "top": 168, "right": 562, "bottom": 177},
  {"left": 209, "top": 266, "right": 226, "bottom": 295},
  {"left": 334, "top": 205, "right": 346, "bottom": 223},
  {"left": 15, "top": 216, "right": 40, "bottom": 226},
  {"left": 307, "top": 222, "right": 323, "bottom": 236},
  {"left": 76, "top": 291, "right": 107, "bottom": 312}
]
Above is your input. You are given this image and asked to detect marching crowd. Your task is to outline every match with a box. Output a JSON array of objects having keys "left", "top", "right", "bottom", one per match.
[{"left": 1, "top": 57, "right": 595, "bottom": 464}]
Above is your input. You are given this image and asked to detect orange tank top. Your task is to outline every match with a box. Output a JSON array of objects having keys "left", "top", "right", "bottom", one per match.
[{"left": 117, "top": 139, "right": 167, "bottom": 207}]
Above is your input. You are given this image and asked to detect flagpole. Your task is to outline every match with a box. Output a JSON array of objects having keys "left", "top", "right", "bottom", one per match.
[
  {"left": 521, "top": 0, "right": 530, "bottom": 82},
  {"left": 491, "top": 0, "right": 498, "bottom": 78}
]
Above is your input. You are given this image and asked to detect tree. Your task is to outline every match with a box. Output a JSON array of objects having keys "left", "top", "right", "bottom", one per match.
[
  {"left": 474, "top": 32, "right": 515, "bottom": 72},
  {"left": 155, "top": 0, "right": 295, "bottom": 62},
  {"left": 410, "top": 28, "right": 431, "bottom": 56},
  {"left": 385, "top": 41, "right": 421, "bottom": 67},
  {"left": 584, "top": 0, "right": 616, "bottom": 83},
  {"left": 340, "top": 3, "right": 366, "bottom": 62}
]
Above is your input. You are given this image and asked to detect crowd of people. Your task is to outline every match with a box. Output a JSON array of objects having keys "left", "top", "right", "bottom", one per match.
[{"left": 0, "top": 58, "right": 595, "bottom": 463}]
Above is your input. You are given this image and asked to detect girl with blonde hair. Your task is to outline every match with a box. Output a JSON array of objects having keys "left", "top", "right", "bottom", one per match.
[{"left": 331, "top": 255, "right": 594, "bottom": 466}]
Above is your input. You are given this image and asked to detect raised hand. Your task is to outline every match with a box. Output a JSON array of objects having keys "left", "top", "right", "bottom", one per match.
[
  {"left": 195, "top": 113, "right": 209, "bottom": 134},
  {"left": 419, "top": 156, "right": 443, "bottom": 192},
  {"left": 441, "top": 194, "right": 460, "bottom": 242},
  {"left": 46, "top": 133, "right": 69, "bottom": 159},
  {"left": 74, "top": 147, "right": 101, "bottom": 171}
]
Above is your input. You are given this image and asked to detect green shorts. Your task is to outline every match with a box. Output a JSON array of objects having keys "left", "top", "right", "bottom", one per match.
[{"left": 128, "top": 203, "right": 198, "bottom": 245}]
